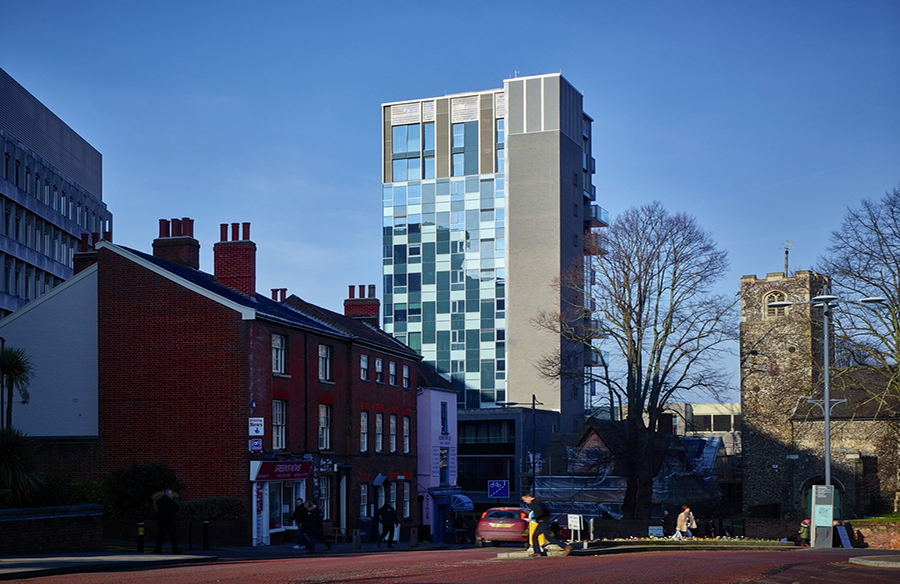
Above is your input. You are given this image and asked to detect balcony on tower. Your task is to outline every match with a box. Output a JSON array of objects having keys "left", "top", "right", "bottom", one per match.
[
  {"left": 584, "top": 204, "right": 609, "bottom": 228},
  {"left": 583, "top": 231, "right": 609, "bottom": 256}
]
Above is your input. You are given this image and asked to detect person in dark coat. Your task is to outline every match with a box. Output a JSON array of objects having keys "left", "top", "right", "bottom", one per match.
[
  {"left": 375, "top": 502, "right": 398, "bottom": 548},
  {"left": 290, "top": 498, "right": 313, "bottom": 550},
  {"left": 153, "top": 489, "right": 180, "bottom": 554},
  {"left": 521, "top": 492, "right": 572, "bottom": 557}
]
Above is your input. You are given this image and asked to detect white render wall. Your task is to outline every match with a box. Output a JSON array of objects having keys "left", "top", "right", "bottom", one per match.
[{"left": 0, "top": 267, "right": 99, "bottom": 436}]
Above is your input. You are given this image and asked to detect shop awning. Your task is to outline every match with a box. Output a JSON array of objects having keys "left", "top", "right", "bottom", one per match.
[
  {"left": 250, "top": 460, "right": 313, "bottom": 481},
  {"left": 451, "top": 494, "right": 474, "bottom": 511}
]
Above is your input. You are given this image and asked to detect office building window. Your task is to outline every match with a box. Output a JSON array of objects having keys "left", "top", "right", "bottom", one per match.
[
  {"left": 389, "top": 361, "right": 397, "bottom": 385},
  {"left": 402, "top": 364, "right": 410, "bottom": 388},
  {"left": 375, "top": 358, "right": 383, "bottom": 383},
  {"left": 318, "top": 344, "right": 332, "bottom": 381},
  {"left": 375, "top": 413, "right": 384, "bottom": 452},
  {"left": 272, "top": 400, "right": 286, "bottom": 450},
  {"left": 403, "top": 416, "right": 410, "bottom": 453},
  {"left": 360, "top": 354, "right": 369, "bottom": 380},
  {"left": 360, "top": 411, "right": 369, "bottom": 452},
  {"left": 272, "top": 334, "right": 285, "bottom": 374},
  {"left": 360, "top": 484, "right": 368, "bottom": 518},
  {"left": 318, "top": 404, "right": 332, "bottom": 450},
  {"left": 389, "top": 414, "right": 397, "bottom": 452}
]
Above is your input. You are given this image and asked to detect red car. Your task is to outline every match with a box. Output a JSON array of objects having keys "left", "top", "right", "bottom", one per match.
[{"left": 475, "top": 507, "right": 529, "bottom": 547}]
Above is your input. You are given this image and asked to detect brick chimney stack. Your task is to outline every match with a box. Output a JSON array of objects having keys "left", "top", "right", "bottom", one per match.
[
  {"left": 152, "top": 217, "right": 200, "bottom": 269},
  {"left": 214, "top": 222, "right": 256, "bottom": 297},
  {"left": 343, "top": 284, "right": 380, "bottom": 328},
  {"left": 73, "top": 230, "right": 111, "bottom": 274}
]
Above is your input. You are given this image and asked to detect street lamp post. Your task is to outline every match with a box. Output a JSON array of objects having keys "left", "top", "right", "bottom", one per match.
[
  {"left": 498, "top": 394, "right": 543, "bottom": 495},
  {"left": 769, "top": 286, "right": 885, "bottom": 546}
]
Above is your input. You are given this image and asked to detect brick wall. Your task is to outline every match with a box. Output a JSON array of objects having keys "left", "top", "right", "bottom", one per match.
[
  {"left": 97, "top": 248, "right": 250, "bottom": 504},
  {"left": 0, "top": 505, "right": 104, "bottom": 553}
]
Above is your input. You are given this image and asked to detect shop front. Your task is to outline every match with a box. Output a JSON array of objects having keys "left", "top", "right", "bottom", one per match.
[{"left": 250, "top": 460, "right": 314, "bottom": 546}]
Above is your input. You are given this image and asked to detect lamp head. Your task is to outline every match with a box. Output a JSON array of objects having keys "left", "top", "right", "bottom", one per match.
[
  {"left": 859, "top": 296, "right": 887, "bottom": 304},
  {"left": 811, "top": 294, "right": 839, "bottom": 303}
]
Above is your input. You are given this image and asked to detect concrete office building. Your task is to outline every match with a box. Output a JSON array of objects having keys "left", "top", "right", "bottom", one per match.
[
  {"left": 382, "top": 74, "right": 606, "bottom": 500},
  {"left": 0, "top": 67, "right": 112, "bottom": 316}
]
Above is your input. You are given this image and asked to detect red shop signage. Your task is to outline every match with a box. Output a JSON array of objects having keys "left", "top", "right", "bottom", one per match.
[{"left": 254, "top": 461, "right": 313, "bottom": 481}]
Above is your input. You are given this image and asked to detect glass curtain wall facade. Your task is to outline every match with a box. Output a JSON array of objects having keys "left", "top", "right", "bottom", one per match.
[
  {"left": 383, "top": 74, "right": 604, "bottom": 429},
  {"left": 382, "top": 92, "right": 507, "bottom": 410}
]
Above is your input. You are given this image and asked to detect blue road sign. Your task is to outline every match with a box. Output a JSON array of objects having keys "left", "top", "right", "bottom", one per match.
[{"left": 488, "top": 480, "right": 510, "bottom": 499}]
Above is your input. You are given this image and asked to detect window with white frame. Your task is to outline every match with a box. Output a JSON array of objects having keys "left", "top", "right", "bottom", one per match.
[
  {"left": 272, "top": 400, "right": 286, "bottom": 450},
  {"left": 390, "top": 482, "right": 397, "bottom": 508},
  {"left": 360, "top": 411, "right": 369, "bottom": 452},
  {"left": 389, "top": 361, "right": 397, "bottom": 385},
  {"left": 318, "top": 345, "right": 333, "bottom": 381},
  {"left": 389, "top": 414, "right": 397, "bottom": 452},
  {"left": 360, "top": 354, "right": 369, "bottom": 381},
  {"left": 319, "top": 477, "right": 331, "bottom": 520},
  {"left": 375, "top": 413, "right": 384, "bottom": 452},
  {"left": 360, "top": 484, "right": 368, "bottom": 518},
  {"left": 403, "top": 416, "right": 410, "bottom": 453},
  {"left": 375, "top": 358, "right": 383, "bottom": 383},
  {"left": 402, "top": 364, "right": 410, "bottom": 388},
  {"left": 272, "top": 334, "right": 285, "bottom": 374},
  {"left": 403, "top": 481, "right": 411, "bottom": 518},
  {"left": 318, "top": 404, "right": 332, "bottom": 450}
]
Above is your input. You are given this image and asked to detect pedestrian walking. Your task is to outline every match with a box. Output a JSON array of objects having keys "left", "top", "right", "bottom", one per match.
[
  {"left": 375, "top": 502, "right": 398, "bottom": 548},
  {"left": 153, "top": 489, "right": 180, "bottom": 554},
  {"left": 291, "top": 498, "right": 315, "bottom": 550},
  {"left": 521, "top": 492, "right": 572, "bottom": 557},
  {"left": 675, "top": 505, "right": 696, "bottom": 538}
]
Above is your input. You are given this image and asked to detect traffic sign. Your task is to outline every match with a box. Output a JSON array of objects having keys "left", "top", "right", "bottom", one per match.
[{"left": 488, "top": 479, "right": 510, "bottom": 499}]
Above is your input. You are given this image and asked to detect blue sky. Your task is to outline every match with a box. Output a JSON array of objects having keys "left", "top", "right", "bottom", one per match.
[{"left": 2, "top": 1, "right": 898, "bottom": 399}]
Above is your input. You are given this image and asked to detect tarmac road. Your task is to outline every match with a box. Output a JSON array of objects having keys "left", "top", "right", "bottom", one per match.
[{"left": 13, "top": 547, "right": 900, "bottom": 584}]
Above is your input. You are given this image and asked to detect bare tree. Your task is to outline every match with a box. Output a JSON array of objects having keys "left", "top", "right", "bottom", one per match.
[
  {"left": 817, "top": 186, "right": 900, "bottom": 411},
  {"left": 536, "top": 202, "right": 737, "bottom": 518}
]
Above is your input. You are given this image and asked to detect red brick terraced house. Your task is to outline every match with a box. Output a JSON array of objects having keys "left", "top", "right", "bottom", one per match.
[{"left": 0, "top": 218, "right": 420, "bottom": 546}]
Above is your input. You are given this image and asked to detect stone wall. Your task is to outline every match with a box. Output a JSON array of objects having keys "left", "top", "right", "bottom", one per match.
[
  {"left": 0, "top": 504, "right": 104, "bottom": 553},
  {"left": 745, "top": 518, "right": 900, "bottom": 550}
]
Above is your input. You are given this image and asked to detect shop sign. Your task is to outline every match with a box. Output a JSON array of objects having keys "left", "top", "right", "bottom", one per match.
[{"left": 253, "top": 461, "right": 313, "bottom": 481}]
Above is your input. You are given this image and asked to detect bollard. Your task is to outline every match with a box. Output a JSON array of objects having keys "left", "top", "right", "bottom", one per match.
[
  {"left": 137, "top": 521, "right": 145, "bottom": 553},
  {"left": 188, "top": 519, "right": 194, "bottom": 551},
  {"left": 203, "top": 520, "right": 210, "bottom": 550},
  {"left": 352, "top": 529, "right": 361, "bottom": 550},
  {"left": 410, "top": 527, "right": 418, "bottom": 548}
]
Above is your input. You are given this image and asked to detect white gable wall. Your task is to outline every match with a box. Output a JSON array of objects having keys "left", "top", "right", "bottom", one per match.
[{"left": 0, "top": 267, "right": 99, "bottom": 437}]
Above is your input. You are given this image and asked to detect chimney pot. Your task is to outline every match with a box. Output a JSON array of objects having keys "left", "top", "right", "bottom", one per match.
[
  {"left": 220, "top": 223, "right": 228, "bottom": 242},
  {"left": 242, "top": 222, "right": 251, "bottom": 241},
  {"left": 171, "top": 218, "right": 183, "bottom": 237},
  {"left": 91, "top": 232, "right": 100, "bottom": 246},
  {"left": 183, "top": 217, "right": 193, "bottom": 237},
  {"left": 368, "top": 284, "right": 376, "bottom": 298},
  {"left": 348, "top": 285, "right": 355, "bottom": 299},
  {"left": 231, "top": 223, "right": 239, "bottom": 241},
  {"left": 271, "top": 288, "right": 279, "bottom": 301},
  {"left": 358, "top": 285, "right": 365, "bottom": 298},
  {"left": 159, "top": 219, "right": 170, "bottom": 238}
]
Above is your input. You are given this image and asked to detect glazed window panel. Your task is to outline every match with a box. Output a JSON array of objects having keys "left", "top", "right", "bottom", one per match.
[
  {"left": 272, "top": 400, "right": 286, "bottom": 450},
  {"left": 361, "top": 411, "right": 369, "bottom": 452},
  {"left": 389, "top": 414, "right": 397, "bottom": 452},
  {"left": 318, "top": 404, "right": 332, "bottom": 450},
  {"left": 318, "top": 344, "right": 333, "bottom": 381},
  {"left": 361, "top": 354, "right": 370, "bottom": 380},
  {"left": 375, "top": 413, "right": 384, "bottom": 452},
  {"left": 272, "top": 334, "right": 286, "bottom": 374}
]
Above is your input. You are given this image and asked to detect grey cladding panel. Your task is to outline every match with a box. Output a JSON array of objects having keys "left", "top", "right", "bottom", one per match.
[
  {"left": 543, "top": 77, "right": 560, "bottom": 132},
  {"left": 525, "top": 78, "right": 542, "bottom": 133},
  {"left": 0, "top": 67, "right": 102, "bottom": 198},
  {"left": 383, "top": 107, "right": 393, "bottom": 182},
  {"left": 479, "top": 94, "right": 494, "bottom": 173},
  {"left": 506, "top": 80, "right": 524, "bottom": 135},
  {"left": 436, "top": 99, "right": 450, "bottom": 178}
]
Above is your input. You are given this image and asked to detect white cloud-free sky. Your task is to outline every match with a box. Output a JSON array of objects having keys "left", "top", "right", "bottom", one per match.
[{"left": 3, "top": 1, "right": 898, "bottom": 400}]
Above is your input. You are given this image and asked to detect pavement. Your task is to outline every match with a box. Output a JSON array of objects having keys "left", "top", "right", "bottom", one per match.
[
  {"left": 3, "top": 539, "right": 900, "bottom": 580},
  {"left": 0, "top": 538, "right": 455, "bottom": 581}
]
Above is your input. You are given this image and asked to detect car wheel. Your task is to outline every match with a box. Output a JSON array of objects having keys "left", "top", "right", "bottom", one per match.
[
  {"left": 491, "top": 540, "right": 501, "bottom": 547},
  {"left": 476, "top": 538, "right": 485, "bottom": 548}
]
